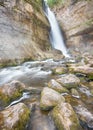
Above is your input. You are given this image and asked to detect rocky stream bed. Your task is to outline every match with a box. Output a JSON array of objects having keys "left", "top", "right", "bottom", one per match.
[{"left": 0, "top": 54, "right": 93, "bottom": 130}]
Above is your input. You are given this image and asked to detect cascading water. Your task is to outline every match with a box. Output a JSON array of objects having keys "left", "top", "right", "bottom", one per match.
[{"left": 43, "top": 0, "right": 70, "bottom": 58}]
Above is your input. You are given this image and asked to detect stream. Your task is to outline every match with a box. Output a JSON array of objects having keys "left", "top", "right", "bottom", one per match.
[{"left": 0, "top": 58, "right": 93, "bottom": 130}]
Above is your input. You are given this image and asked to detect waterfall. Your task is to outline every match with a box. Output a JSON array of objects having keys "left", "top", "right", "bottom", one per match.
[{"left": 43, "top": 0, "right": 70, "bottom": 58}]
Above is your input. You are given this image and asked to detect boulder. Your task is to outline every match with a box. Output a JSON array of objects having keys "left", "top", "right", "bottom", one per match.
[
  {"left": 0, "top": 80, "right": 26, "bottom": 104},
  {"left": 69, "top": 65, "right": 93, "bottom": 79},
  {"left": 0, "top": 103, "right": 30, "bottom": 130},
  {"left": 40, "top": 87, "right": 65, "bottom": 110},
  {"left": 52, "top": 102, "right": 81, "bottom": 130},
  {"left": 57, "top": 74, "right": 80, "bottom": 89},
  {"left": 52, "top": 67, "right": 68, "bottom": 75},
  {"left": 48, "top": 79, "right": 69, "bottom": 93}
]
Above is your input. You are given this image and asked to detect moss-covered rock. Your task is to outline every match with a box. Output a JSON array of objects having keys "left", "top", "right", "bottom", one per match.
[
  {"left": 52, "top": 102, "right": 81, "bottom": 130},
  {"left": 52, "top": 67, "right": 68, "bottom": 75},
  {"left": 40, "top": 87, "right": 65, "bottom": 110},
  {"left": 48, "top": 79, "right": 69, "bottom": 93},
  {"left": 0, "top": 81, "right": 26, "bottom": 105},
  {"left": 0, "top": 103, "right": 30, "bottom": 130}
]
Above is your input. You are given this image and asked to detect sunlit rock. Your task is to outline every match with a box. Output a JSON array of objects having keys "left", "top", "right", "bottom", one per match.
[
  {"left": 57, "top": 74, "right": 80, "bottom": 89},
  {"left": 40, "top": 87, "right": 65, "bottom": 110}
]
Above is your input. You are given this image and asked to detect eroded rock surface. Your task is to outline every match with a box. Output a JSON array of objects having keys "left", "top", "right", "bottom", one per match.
[
  {"left": 0, "top": 0, "right": 51, "bottom": 66},
  {"left": 54, "top": 0, "right": 93, "bottom": 56},
  {"left": 0, "top": 103, "right": 30, "bottom": 130}
]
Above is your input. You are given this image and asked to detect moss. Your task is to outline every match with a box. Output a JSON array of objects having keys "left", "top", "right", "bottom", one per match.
[
  {"left": 0, "top": 88, "right": 23, "bottom": 106},
  {"left": 0, "top": 113, "right": 4, "bottom": 129},
  {"left": 52, "top": 103, "right": 81, "bottom": 130},
  {"left": 24, "top": 0, "right": 42, "bottom": 12},
  {"left": 13, "top": 105, "right": 30, "bottom": 130}
]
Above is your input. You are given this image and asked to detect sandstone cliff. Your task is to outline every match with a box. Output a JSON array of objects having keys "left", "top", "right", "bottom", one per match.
[
  {"left": 53, "top": 0, "right": 93, "bottom": 55},
  {"left": 0, "top": 0, "right": 51, "bottom": 66}
]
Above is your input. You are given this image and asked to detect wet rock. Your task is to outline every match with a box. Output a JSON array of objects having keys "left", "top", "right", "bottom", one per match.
[
  {"left": 48, "top": 79, "right": 69, "bottom": 93},
  {"left": 52, "top": 67, "right": 68, "bottom": 75},
  {"left": 69, "top": 65, "right": 93, "bottom": 79},
  {"left": 0, "top": 80, "right": 26, "bottom": 104},
  {"left": 57, "top": 74, "right": 80, "bottom": 89},
  {"left": 75, "top": 105, "right": 93, "bottom": 129},
  {"left": 0, "top": 103, "right": 30, "bottom": 130},
  {"left": 40, "top": 87, "right": 65, "bottom": 110},
  {"left": 52, "top": 102, "right": 81, "bottom": 130},
  {"left": 71, "top": 88, "right": 80, "bottom": 98}
]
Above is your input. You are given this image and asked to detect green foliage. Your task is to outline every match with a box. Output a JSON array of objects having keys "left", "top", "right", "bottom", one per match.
[{"left": 47, "top": 0, "right": 64, "bottom": 7}]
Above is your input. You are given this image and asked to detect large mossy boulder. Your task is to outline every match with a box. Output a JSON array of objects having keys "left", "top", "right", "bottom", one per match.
[
  {"left": 0, "top": 103, "right": 30, "bottom": 130},
  {"left": 40, "top": 87, "right": 65, "bottom": 110},
  {"left": 52, "top": 102, "right": 82, "bottom": 130},
  {"left": 0, "top": 80, "right": 26, "bottom": 105},
  {"left": 48, "top": 79, "right": 69, "bottom": 93},
  {"left": 57, "top": 74, "right": 80, "bottom": 89}
]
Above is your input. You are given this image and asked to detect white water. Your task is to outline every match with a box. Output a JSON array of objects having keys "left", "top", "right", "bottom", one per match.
[{"left": 43, "top": 1, "right": 70, "bottom": 58}]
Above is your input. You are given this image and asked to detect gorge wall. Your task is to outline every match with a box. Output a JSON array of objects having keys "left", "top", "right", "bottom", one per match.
[
  {"left": 0, "top": 0, "right": 52, "bottom": 66},
  {"left": 53, "top": 0, "right": 93, "bottom": 56}
]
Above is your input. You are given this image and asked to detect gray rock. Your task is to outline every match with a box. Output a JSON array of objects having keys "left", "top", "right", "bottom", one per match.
[
  {"left": 48, "top": 79, "right": 69, "bottom": 93},
  {"left": 75, "top": 105, "right": 93, "bottom": 129},
  {"left": 40, "top": 87, "right": 65, "bottom": 110},
  {"left": 57, "top": 74, "right": 80, "bottom": 89}
]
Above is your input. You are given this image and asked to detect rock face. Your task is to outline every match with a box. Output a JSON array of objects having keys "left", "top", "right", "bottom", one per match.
[
  {"left": 57, "top": 74, "right": 80, "bottom": 89},
  {"left": 52, "top": 102, "right": 81, "bottom": 130},
  {"left": 0, "top": 103, "right": 30, "bottom": 130},
  {"left": 0, "top": 0, "right": 51, "bottom": 66},
  {"left": 0, "top": 80, "right": 26, "bottom": 104},
  {"left": 40, "top": 87, "right": 65, "bottom": 110},
  {"left": 54, "top": 0, "right": 93, "bottom": 55}
]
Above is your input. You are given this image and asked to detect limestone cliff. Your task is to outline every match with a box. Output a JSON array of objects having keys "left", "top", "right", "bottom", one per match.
[
  {"left": 53, "top": 0, "right": 93, "bottom": 55},
  {"left": 0, "top": 0, "right": 51, "bottom": 66}
]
